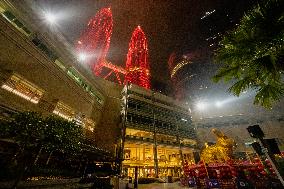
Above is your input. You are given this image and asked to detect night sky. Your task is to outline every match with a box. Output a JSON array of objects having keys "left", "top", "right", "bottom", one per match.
[{"left": 36, "top": 0, "right": 256, "bottom": 95}]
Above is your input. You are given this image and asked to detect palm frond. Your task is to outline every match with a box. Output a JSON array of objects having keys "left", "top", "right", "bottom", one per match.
[
  {"left": 228, "top": 77, "right": 253, "bottom": 96},
  {"left": 254, "top": 83, "right": 284, "bottom": 108},
  {"left": 213, "top": 0, "right": 284, "bottom": 108}
]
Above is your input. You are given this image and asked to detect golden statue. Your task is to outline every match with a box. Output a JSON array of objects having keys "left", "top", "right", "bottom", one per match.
[{"left": 200, "top": 129, "right": 235, "bottom": 163}]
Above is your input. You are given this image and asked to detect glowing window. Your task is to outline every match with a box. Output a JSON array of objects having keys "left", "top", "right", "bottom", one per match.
[
  {"left": 67, "top": 67, "right": 103, "bottom": 104},
  {"left": 83, "top": 118, "right": 95, "bottom": 132},
  {"left": 1, "top": 74, "right": 44, "bottom": 104},
  {"left": 54, "top": 59, "right": 66, "bottom": 71},
  {"left": 53, "top": 101, "right": 75, "bottom": 121}
]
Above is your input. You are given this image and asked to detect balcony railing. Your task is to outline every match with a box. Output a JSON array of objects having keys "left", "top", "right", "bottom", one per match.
[{"left": 125, "top": 135, "right": 154, "bottom": 143}]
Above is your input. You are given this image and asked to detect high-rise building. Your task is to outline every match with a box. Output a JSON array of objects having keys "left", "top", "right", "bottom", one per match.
[
  {"left": 1, "top": 0, "right": 283, "bottom": 179},
  {"left": 168, "top": 51, "right": 205, "bottom": 100},
  {"left": 119, "top": 84, "right": 197, "bottom": 177},
  {"left": 76, "top": 7, "right": 113, "bottom": 76},
  {"left": 0, "top": 0, "right": 106, "bottom": 150},
  {"left": 125, "top": 26, "right": 151, "bottom": 89},
  {"left": 0, "top": 1, "right": 198, "bottom": 175}
]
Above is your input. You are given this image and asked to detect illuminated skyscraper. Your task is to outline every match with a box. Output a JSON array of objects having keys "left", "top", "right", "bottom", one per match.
[
  {"left": 168, "top": 49, "right": 209, "bottom": 101},
  {"left": 125, "top": 26, "right": 150, "bottom": 89},
  {"left": 76, "top": 8, "right": 113, "bottom": 76}
]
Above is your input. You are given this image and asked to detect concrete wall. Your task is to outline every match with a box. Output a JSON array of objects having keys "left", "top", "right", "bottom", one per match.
[
  {"left": 93, "top": 78, "right": 123, "bottom": 153},
  {"left": 0, "top": 16, "right": 105, "bottom": 145}
]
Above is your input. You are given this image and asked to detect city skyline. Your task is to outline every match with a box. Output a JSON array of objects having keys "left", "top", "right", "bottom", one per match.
[{"left": 35, "top": 0, "right": 256, "bottom": 92}]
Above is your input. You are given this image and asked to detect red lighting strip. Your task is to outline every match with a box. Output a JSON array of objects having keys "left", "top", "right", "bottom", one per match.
[
  {"left": 125, "top": 26, "right": 150, "bottom": 89},
  {"left": 76, "top": 8, "right": 113, "bottom": 76}
]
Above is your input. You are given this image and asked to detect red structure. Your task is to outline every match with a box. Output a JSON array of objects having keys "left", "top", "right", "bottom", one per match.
[
  {"left": 125, "top": 26, "right": 150, "bottom": 89},
  {"left": 76, "top": 8, "right": 113, "bottom": 76}
]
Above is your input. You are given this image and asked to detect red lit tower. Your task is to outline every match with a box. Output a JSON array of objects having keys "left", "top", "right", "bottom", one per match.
[
  {"left": 125, "top": 26, "right": 150, "bottom": 89},
  {"left": 76, "top": 8, "right": 113, "bottom": 76}
]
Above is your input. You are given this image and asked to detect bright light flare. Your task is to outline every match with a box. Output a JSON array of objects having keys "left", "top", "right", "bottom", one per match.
[
  {"left": 78, "top": 53, "right": 87, "bottom": 62},
  {"left": 196, "top": 102, "right": 207, "bottom": 110},
  {"left": 44, "top": 12, "right": 57, "bottom": 24},
  {"left": 215, "top": 101, "right": 223, "bottom": 108},
  {"left": 181, "top": 118, "right": 188, "bottom": 122}
]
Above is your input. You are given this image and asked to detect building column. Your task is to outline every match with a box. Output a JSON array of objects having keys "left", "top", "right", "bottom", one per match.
[
  {"left": 118, "top": 84, "right": 129, "bottom": 175},
  {"left": 153, "top": 114, "right": 159, "bottom": 178},
  {"left": 177, "top": 136, "right": 184, "bottom": 168}
]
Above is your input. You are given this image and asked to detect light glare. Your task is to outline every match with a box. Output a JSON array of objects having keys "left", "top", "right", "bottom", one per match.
[
  {"left": 44, "top": 12, "right": 57, "bottom": 24},
  {"left": 196, "top": 102, "right": 207, "bottom": 110},
  {"left": 78, "top": 53, "right": 87, "bottom": 61},
  {"left": 215, "top": 101, "right": 223, "bottom": 107}
]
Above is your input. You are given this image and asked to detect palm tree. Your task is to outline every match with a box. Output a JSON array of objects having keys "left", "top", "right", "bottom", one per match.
[{"left": 213, "top": 0, "right": 284, "bottom": 108}]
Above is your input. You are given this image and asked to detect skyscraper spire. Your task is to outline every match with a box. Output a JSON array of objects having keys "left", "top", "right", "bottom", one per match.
[
  {"left": 125, "top": 26, "right": 150, "bottom": 89},
  {"left": 76, "top": 8, "right": 113, "bottom": 76}
]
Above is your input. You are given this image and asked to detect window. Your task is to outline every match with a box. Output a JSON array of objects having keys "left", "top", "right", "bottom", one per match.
[
  {"left": 54, "top": 59, "right": 66, "bottom": 71},
  {"left": 53, "top": 101, "right": 75, "bottom": 121},
  {"left": 32, "top": 36, "right": 58, "bottom": 61},
  {"left": 1, "top": 74, "right": 44, "bottom": 103},
  {"left": 83, "top": 118, "right": 95, "bottom": 132},
  {"left": 67, "top": 67, "right": 103, "bottom": 104},
  {"left": 1, "top": 10, "right": 31, "bottom": 36},
  {"left": 2, "top": 10, "right": 15, "bottom": 21}
]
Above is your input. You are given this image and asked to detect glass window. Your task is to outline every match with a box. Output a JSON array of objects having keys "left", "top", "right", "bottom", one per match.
[
  {"left": 54, "top": 59, "right": 66, "bottom": 71},
  {"left": 13, "top": 19, "right": 24, "bottom": 28},
  {"left": 83, "top": 118, "right": 95, "bottom": 132},
  {"left": 3, "top": 11, "right": 15, "bottom": 21},
  {"left": 32, "top": 36, "right": 58, "bottom": 61},
  {"left": 1, "top": 74, "right": 44, "bottom": 104},
  {"left": 53, "top": 101, "right": 75, "bottom": 121},
  {"left": 2, "top": 10, "right": 31, "bottom": 36},
  {"left": 22, "top": 26, "right": 31, "bottom": 35},
  {"left": 67, "top": 67, "right": 103, "bottom": 104}
]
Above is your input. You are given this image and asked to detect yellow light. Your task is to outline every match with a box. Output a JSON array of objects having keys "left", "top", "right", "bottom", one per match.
[
  {"left": 1, "top": 84, "right": 40, "bottom": 103},
  {"left": 170, "top": 60, "right": 192, "bottom": 78}
]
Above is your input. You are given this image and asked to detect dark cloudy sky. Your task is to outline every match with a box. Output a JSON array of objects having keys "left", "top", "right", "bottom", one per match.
[{"left": 36, "top": 0, "right": 256, "bottom": 93}]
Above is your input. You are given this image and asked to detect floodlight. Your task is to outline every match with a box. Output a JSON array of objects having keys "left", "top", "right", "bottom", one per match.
[
  {"left": 215, "top": 101, "right": 223, "bottom": 108},
  {"left": 44, "top": 12, "right": 57, "bottom": 24},
  {"left": 196, "top": 102, "right": 207, "bottom": 110},
  {"left": 78, "top": 53, "right": 87, "bottom": 62}
]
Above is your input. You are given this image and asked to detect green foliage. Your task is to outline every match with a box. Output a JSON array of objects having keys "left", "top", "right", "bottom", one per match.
[
  {"left": 0, "top": 111, "right": 109, "bottom": 182},
  {"left": 0, "top": 111, "right": 84, "bottom": 154},
  {"left": 43, "top": 116, "right": 83, "bottom": 153},
  {"left": 213, "top": 0, "right": 284, "bottom": 108},
  {"left": 0, "top": 119, "right": 11, "bottom": 138},
  {"left": 8, "top": 112, "right": 45, "bottom": 148}
]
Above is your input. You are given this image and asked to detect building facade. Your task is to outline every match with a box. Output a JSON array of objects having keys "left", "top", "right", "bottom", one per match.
[
  {"left": 0, "top": 0, "right": 109, "bottom": 148},
  {"left": 3, "top": 0, "right": 283, "bottom": 180},
  {"left": 119, "top": 85, "right": 198, "bottom": 178},
  {"left": 0, "top": 1, "right": 199, "bottom": 170}
]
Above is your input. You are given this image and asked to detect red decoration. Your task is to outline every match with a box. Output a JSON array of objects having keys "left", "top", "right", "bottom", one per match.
[
  {"left": 76, "top": 7, "right": 113, "bottom": 76},
  {"left": 125, "top": 26, "right": 150, "bottom": 89}
]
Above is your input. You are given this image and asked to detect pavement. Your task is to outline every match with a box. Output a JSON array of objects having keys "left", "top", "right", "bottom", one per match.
[
  {"left": 138, "top": 182, "right": 189, "bottom": 189},
  {"left": 0, "top": 178, "right": 92, "bottom": 189},
  {"left": 0, "top": 180, "right": 188, "bottom": 189}
]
